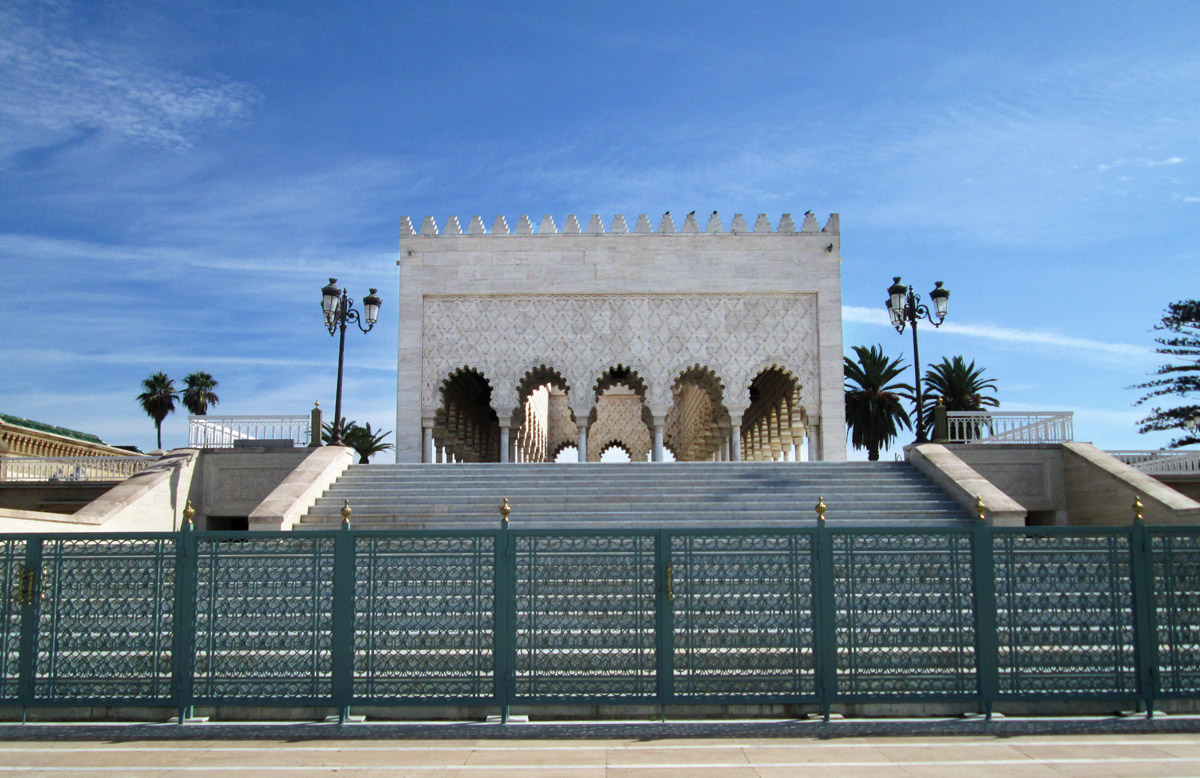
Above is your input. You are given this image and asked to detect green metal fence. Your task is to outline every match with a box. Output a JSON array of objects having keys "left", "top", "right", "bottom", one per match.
[{"left": 2, "top": 521, "right": 1198, "bottom": 721}]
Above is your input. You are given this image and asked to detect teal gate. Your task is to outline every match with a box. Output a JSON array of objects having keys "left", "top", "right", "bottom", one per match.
[{"left": 2, "top": 522, "right": 1198, "bottom": 720}]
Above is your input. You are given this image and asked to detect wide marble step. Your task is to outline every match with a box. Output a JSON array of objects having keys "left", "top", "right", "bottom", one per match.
[{"left": 299, "top": 461, "right": 971, "bottom": 529}]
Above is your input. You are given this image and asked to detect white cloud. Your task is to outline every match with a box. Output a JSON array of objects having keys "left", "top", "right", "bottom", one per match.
[
  {"left": 1098, "top": 156, "right": 1186, "bottom": 172},
  {"left": 0, "top": 347, "right": 394, "bottom": 372},
  {"left": 0, "top": 2, "right": 257, "bottom": 156},
  {"left": 843, "top": 305, "right": 1153, "bottom": 362}
]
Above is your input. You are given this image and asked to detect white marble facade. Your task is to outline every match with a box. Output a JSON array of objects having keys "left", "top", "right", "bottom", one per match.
[{"left": 396, "top": 211, "right": 846, "bottom": 463}]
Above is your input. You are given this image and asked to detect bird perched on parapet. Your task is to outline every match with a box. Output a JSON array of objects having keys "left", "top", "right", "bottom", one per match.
[
  {"left": 688, "top": 210, "right": 696, "bottom": 216},
  {"left": 805, "top": 210, "right": 812, "bottom": 216},
  {"left": 712, "top": 210, "right": 718, "bottom": 215}
]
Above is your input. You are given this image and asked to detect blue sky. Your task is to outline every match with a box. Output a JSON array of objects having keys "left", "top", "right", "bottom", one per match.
[{"left": 2, "top": 0, "right": 1198, "bottom": 459}]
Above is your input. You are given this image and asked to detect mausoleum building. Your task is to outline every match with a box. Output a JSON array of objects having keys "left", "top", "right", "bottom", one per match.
[{"left": 396, "top": 211, "right": 847, "bottom": 464}]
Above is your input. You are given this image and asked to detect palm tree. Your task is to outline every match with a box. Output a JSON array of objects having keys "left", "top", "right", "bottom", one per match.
[
  {"left": 321, "top": 418, "right": 394, "bottom": 463},
  {"left": 322, "top": 417, "right": 357, "bottom": 445},
  {"left": 182, "top": 371, "right": 220, "bottom": 416},
  {"left": 844, "top": 345, "right": 914, "bottom": 461},
  {"left": 346, "top": 422, "right": 394, "bottom": 464},
  {"left": 137, "top": 372, "right": 178, "bottom": 450},
  {"left": 922, "top": 356, "right": 999, "bottom": 436}
]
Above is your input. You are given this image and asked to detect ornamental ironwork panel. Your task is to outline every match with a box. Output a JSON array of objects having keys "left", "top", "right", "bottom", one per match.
[
  {"left": 34, "top": 538, "right": 175, "bottom": 702},
  {"left": 994, "top": 532, "right": 1135, "bottom": 695},
  {"left": 671, "top": 532, "right": 816, "bottom": 699},
  {"left": 1151, "top": 530, "right": 1200, "bottom": 695},
  {"left": 0, "top": 538, "right": 25, "bottom": 702},
  {"left": 832, "top": 531, "right": 976, "bottom": 697},
  {"left": 193, "top": 536, "right": 335, "bottom": 701},
  {"left": 353, "top": 534, "right": 495, "bottom": 701},
  {"left": 514, "top": 534, "right": 657, "bottom": 699}
]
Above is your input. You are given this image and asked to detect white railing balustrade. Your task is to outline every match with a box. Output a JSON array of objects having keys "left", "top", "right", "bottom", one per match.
[
  {"left": 1108, "top": 450, "right": 1200, "bottom": 476},
  {"left": 945, "top": 411, "right": 1074, "bottom": 444},
  {"left": 0, "top": 456, "right": 156, "bottom": 482},
  {"left": 188, "top": 415, "right": 312, "bottom": 448}
]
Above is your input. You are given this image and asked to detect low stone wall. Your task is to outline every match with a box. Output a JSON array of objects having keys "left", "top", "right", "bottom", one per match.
[
  {"left": 248, "top": 445, "right": 354, "bottom": 530},
  {"left": 905, "top": 443, "right": 1026, "bottom": 526},
  {"left": 188, "top": 447, "right": 315, "bottom": 529},
  {"left": 1062, "top": 442, "right": 1200, "bottom": 525},
  {"left": 0, "top": 482, "right": 116, "bottom": 514},
  {"left": 932, "top": 442, "right": 1200, "bottom": 526}
]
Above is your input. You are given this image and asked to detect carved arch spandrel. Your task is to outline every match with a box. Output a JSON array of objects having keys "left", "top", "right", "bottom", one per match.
[{"left": 421, "top": 292, "right": 819, "bottom": 414}]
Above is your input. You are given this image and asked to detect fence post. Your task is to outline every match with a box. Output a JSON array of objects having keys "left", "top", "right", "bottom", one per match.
[
  {"left": 1129, "top": 498, "right": 1159, "bottom": 718},
  {"left": 16, "top": 537, "right": 43, "bottom": 719},
  {"left": 171, "top": 519, "right": 197, "bottom": 723},
  {"left": 310, "top": 403, "right": 323, "bottom": 447},
  {"left": 971, "top": 509, "right": 999, "bottom": 719},
  {"left": 811, "top": 498, "right": 837, "bottom": 721},
  {"left": 933, "top": 398, "right": 948, "bottom": 441},
  {"left": 330, "top": 522, "right": 356, "bottom": 723},
  {"left": 654, "top": 529, "right": 674, "bottom": 718},
  {"left": 494, "top": 499, "right": 515, "bottom": 723}
]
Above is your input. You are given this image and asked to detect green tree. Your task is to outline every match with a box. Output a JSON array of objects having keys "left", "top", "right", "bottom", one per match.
[
  {"left": 322, "top": 418, "right": 395, "bottom": 463},
  {"left": 321, "top": 417, "right": 356, "bottom": 445},
  {"left": 844, "top": 344, "right": 914, "bottom": 461},
  {"left": 922, "top": 356, "right": 999, "bottom": 434},
  {"left": 182, "top": 371, "right": 220, "bottom": 416},
  {"left": 137, "top": 372, "right": 178, "bottom": 450},
  {"left": 1132, "top": 300, "right": 1200, "bottom": 448},
  {"left": 346, "top": 422, "right": 394, "bottom": 464}
]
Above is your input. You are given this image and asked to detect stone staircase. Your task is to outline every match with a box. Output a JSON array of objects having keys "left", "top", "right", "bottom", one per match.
[{"left": 297, "top": 462, "right": 972, "bottom": 529}]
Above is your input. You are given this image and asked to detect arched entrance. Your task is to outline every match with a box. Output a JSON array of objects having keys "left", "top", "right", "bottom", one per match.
[
  {"left": 434, "top": 368, "right": 500, "bottom": 462},
  {"left": 513, "top": 365, "right": 575, "bottom": 462},
  {"left": 665, "top": 365, "right": 730, "bottom": 461},
  {"left": 586, "top": 365, "right": 652, "bottom": 462},
  {"left": 740, "top": 366, "right": 807, "bottom": 461}
]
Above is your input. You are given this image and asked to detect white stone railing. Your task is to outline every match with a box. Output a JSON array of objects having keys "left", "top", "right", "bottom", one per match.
[
  {"left": 0, "top": 456, "right": 156, "bottom": 482},
  {"left": 945, "top": 411, "right": 1074, "bottom": 444},
  {"left": 1108, "top": 450, "right": 1200, "bottom": 475},
  {"left": 188, "top": 415, "right": 312, "bottom": 448}
]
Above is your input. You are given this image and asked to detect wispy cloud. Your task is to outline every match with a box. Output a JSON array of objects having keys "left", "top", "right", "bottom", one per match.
[
  {"left": 1097, "top": 156, "right": 1185, "bottom": 172},
  {"left": 0, "top": 347, "right": 393, "bottom": 372},
  {"left": 0, "top": 2, "right": 257, "bottom": 157},
  {"left": 843, "top": 306, "right": 1153, "bottom": 362}
]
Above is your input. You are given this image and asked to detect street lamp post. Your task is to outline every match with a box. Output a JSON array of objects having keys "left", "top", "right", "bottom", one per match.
[
  {"left": 886, "top": 276, "right": 949, "bottom": 443},
  {"left": 321, "top": 278, "right": 382, "bottom": 445}
]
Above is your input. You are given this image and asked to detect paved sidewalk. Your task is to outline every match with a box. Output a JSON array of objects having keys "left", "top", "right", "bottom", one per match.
[{"left": 2, "top": 718, "right": 1200, "bottom": 776}]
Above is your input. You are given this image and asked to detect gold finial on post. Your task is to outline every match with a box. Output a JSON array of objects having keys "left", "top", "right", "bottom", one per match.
[
  {"left": 976, "top": 495, "right": 987, "bottom": 522},
  {"left": 183, "top": 500, "right": 195, "bottom": 528},
  {"left": 341, "top": 499, "right": 352, "bottom": 527},
  {"left": 499, "top": 497, "right": 512, "bottom": 526},
  {"left": 815, "top": 496, "right": 827, "bottom": 522},
  {"left": 1133, "top": 495, "right": 1144, "bottom": 524}
]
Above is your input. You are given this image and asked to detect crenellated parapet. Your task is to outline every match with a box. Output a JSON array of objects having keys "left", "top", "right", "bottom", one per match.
[{"left": 401, "top": 212, "right": 839, "bottom": 237}]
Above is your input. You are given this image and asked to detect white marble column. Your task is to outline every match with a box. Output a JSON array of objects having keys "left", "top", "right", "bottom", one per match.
[
  {"left": 422, "top": 424, "right": 434, "bottom": 463},
  {"left": 576, "top": 421, "right": 588, "bottom": 463},
  {"left": 499, "top": 423, "right": 510, "bottom": 463},
  {"left": 728, "top": 408, "right": 745, "bottom": 462},
  {"left": 651, "top": 415, "right": 665, "bottom": 462}
]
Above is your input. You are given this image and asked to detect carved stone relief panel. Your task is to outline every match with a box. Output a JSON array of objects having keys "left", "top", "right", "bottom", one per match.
[{"left": 421, "top": 293, "right": 819, "bottom": 415}]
